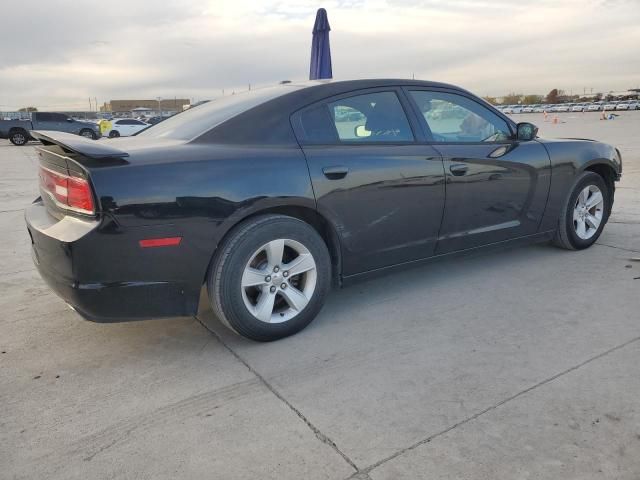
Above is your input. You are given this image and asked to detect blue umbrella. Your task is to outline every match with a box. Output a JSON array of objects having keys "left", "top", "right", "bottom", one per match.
[{"left": 309, "top": 8, "right": 332, "bottom": 80}]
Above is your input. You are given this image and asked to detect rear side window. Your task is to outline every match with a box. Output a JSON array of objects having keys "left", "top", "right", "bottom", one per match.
[
  {"left": 50, "top": 113, "right": 68, "bottom": 122},
  {"left": 298, "top": 104, "right": 337, "bottom": 143},
  {"left": 37, "top": 113, "right": 52, "bottom": 122},
  {"left": 297, "top": 91, "right": 414, "bottom": 144}
]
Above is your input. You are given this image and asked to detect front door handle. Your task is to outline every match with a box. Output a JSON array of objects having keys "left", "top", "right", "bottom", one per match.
[
  {"left": 322, "top": 166, "right": 349, "bottom": 180},
  {"left": 449, "top": 164, "right": 468, "bottom": 176}
]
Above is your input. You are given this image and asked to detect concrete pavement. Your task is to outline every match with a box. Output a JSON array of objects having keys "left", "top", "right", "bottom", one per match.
[{"left": 1, "top": 111, "right": 639, "bottom": 479}]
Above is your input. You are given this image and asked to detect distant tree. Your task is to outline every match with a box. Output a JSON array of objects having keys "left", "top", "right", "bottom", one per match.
[
  {"left": 522, "top": 95, "right": 543, "bottom": 105},
  {"left": 502, "top": 92, "right": 522, "bottom": 105},
  {"left": 483, "top": 96, "right": 497, "bottom": 105},
  {"left": 545, "top": 89, "right": 559, "bottom": 104},
  {"left": 18, "top": 106, "right": 37, "bottom": 112}
]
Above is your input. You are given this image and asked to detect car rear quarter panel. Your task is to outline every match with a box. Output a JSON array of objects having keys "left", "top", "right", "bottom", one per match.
[
  {"left": 86, "top": 143, "right": 315, "bottom": 300},
  {"left": 538, "top": 138, "right": 620, "bottom": 231}
]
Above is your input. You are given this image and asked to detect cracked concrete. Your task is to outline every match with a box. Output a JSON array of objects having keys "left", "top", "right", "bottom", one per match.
[{"left": 1, "top": 111, "right": 639, "bottom": 479}]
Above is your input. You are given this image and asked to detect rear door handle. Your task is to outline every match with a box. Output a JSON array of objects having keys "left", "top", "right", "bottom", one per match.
[
  {"left": 449, "top": 164, "right": 468, "bottom": 176},
  {"left": 322, "top": 166, "right": 349, "bottom": 180}
]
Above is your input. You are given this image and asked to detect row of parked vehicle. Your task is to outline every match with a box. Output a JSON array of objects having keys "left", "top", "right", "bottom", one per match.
[
  {"left": 498, "top": 100, "right": 640, "bottom": 114},
  {"left": 0, "top": 112, "right": 171, "bottom": 145}
]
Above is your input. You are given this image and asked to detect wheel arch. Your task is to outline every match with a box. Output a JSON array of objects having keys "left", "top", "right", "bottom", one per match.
[
  {"left": 583, "top": 161, "right": 617, "bottom": 208},
  {"left": 204, "top": 204, "right": 343, "bottom": 287},
  {"left": 8, "top": 126, "right": 29, "bottom": 135}
]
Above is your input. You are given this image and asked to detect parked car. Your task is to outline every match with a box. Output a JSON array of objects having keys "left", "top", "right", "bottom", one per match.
[
  {"left": 603, "top": 101, "right": 618, "bottom": 111},
  {"left": 521, "top": 105, "right": 535, "bottom": 113},
  {"left": 615, "top": 101, "right": 633, "bottom": 111},
  {"left": 26, "top": 79, "right": 622, "bottom": 341},
  {"left": 628, "top": 101, "right": 640, "bottom": 110},
  {"left": 503, "top": 105, "right": 523, "bottom": 114},
  {"left": 0, "top": 112, "right": 100, "bottom": 145},
  {"left": 533, "top": 105, "right": 546, "bottom": 113},
  {"left": 103, "top": 118, "right": 149, "bottom": 137},
  {"left": 554, "top": 104, "right": 571, "bottom": 112},
  {"left": 587, "top": 102, "right": 603, "bottom": 112},
  {"left": 571, "top": 103, "right": 587, "bottom": 112}
]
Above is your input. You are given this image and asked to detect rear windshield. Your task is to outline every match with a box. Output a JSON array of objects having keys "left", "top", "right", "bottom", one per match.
[{"left": 136, "top": 85, "right": 301, "bottom": 141}]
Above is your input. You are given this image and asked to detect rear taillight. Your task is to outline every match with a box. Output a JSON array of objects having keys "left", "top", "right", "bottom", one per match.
[{"left": 39, "top": 166, "right": 95, "bottom": 215}]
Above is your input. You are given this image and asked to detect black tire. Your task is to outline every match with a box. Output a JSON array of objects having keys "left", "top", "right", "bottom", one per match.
[
  {"left": 207, "top": 214, "right": 331, "bottom": 341},
  {"left": 553, "top": 171, "right": 610, "bottom": 250},
  {"left": 108, "top": 130, "right": 120, "bottom": 138},
  {"left": 9, "top": 129, "right": 29, "bottom": 146},
  {"left": 79, "top": 129, "right": 97, "bottom": 140}
]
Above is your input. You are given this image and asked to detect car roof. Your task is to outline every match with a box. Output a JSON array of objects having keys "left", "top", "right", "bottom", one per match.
[{"left": 139, "top": 78, "right": 505, "bottom": 145}]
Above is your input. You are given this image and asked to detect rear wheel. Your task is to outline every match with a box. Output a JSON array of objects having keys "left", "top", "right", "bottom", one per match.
[
  {"left": 9, "top": 130, "right": 28, "bottom": 146},
  {"left": 553, "top": 171, "right": 610, "bottom": 250},
  {"left": 207, "top": 214, "right": 331, "bottom": 341}
]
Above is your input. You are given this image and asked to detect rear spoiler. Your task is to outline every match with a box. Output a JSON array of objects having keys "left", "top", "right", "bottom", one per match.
[{"left": 30, "top": 130, "right": 129, "bottom": 159}]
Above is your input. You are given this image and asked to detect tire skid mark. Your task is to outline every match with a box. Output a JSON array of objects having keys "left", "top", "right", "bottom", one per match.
[{"left": 27, "top": 377, "right": 263, "bottom": 472}]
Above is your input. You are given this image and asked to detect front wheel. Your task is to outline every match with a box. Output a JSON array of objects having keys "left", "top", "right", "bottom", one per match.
[
  {"left": 207, "top": 215, "right": 331, "bottom": 341},
  {"left": 108, "top": 130, "right": 120, "bottom": 138},
  {"left": 553, "top": 171, "right": 610, "bottom": 250}
]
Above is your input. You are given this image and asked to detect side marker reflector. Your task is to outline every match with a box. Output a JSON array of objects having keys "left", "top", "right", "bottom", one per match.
[{"left": 139, "top": 237, "right": 182, "bottom": 248}]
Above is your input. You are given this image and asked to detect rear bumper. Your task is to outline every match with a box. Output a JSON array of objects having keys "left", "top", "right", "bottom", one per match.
[{"left": 25, "top": 199, "right": 199, "bottom": 322}]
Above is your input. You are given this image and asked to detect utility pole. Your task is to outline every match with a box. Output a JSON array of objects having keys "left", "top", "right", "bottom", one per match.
[{"left": 157, "top": 96, "right": 162, "bottom": 117}]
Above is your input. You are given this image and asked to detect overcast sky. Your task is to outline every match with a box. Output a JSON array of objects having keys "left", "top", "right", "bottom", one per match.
[{"left": 1, "top": 0, "right": 638, "bottom": 110}]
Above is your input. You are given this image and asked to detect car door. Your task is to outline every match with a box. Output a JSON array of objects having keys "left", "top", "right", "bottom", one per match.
[
  {"left": 33, "top": 112, "right": 57, "bottom": 130},
  {"left": 129, "top": 120, "right": 147, "bottom": 134},
  {"left": 53, "top": 113, "right": 71, "bottom": 131},
  {"left": 405, "top": 89, "right": 551, "bottom": 254},
  {"left": 114, "top": 119, "right": 129, "bottom": 135},
  {"left": 292, "top": 88, "right": 446, "bottom": 276},
  {"left": 118, "top": 119, "right": 133, "bottom": 135}
]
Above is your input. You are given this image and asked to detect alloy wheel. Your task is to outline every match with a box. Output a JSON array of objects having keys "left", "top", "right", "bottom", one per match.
[
  {"left": 241, "top": 239, "right": 317, "bottom": 323},
  {"left": 573, "top": 185, "right": 604, "bottom": 240}
]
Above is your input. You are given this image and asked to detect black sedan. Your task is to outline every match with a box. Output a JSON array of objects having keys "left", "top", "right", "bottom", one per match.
[{"left": 26, "top": 79, "right": 622, "bottom": 341}]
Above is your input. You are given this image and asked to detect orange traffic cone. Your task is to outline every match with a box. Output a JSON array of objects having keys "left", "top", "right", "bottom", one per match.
[{"left": 552, "top": 116, "right": 559, "bottom": 124}]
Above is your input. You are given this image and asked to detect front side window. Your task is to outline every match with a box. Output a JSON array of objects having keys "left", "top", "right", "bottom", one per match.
[
  {"left": 409, "top": 91, "right": 511, "bottom": 143},
  {"left": 328, "top": 91, "right": 414, "bottom": 142}
]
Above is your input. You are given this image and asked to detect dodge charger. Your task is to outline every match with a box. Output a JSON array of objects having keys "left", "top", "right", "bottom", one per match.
[{"left": 25, "top": 79, "right": 622, "bottom": 341}]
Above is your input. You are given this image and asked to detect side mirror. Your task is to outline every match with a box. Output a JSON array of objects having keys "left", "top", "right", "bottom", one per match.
[
  {"left": 516, "top": 122, "right": 538, "bottom": 141},
  {"left": 66, "top": 118, "right": 74, "bottom": 122},
  {"left": 354, "top": 125, "right": 371, "bottom": 138}
]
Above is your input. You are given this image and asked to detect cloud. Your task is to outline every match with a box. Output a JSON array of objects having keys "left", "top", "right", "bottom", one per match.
[{"left": 0, "top": 0, "right": 638, "bottom": 110}]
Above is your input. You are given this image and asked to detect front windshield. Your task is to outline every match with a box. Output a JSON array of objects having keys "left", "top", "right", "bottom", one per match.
[{"left": 136, "top": 85, "right": 301, "bottom": 141}]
